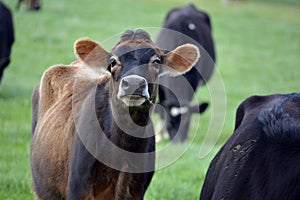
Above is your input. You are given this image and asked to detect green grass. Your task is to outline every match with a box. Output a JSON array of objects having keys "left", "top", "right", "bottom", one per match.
[{"left": 0, "top": 0, "right": 299, "bottom": 199}]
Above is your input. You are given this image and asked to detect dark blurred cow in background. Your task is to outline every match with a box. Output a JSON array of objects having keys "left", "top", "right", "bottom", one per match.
[
  {"left": 156, "top": 4, "right": 216, "bottom": 142},
  {"left": 0, "top": 1, "right": 14, "bottom": 85},
  {"left": 200, "top": 93, "right": 300, "bottom": 200},
  {"left": 16, "top": 0, "right": 41, "bottom": 11}
]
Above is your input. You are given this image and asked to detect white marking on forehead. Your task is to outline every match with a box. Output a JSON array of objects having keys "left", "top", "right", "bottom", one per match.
[
  {"left": 170, "top": 106, "right": 189, "bottom": 117},
  {"left": 188, "top": 23, "right": 196, "bottom": 30}
]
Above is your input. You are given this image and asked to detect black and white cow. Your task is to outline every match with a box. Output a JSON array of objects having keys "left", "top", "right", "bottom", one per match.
[
  {"left": 200, "top": 93, "right": 300, "bottom": 200},
  {"left": 156, "top": 4, "right": 216, "bottom": 142},
  {"left": 0, "top": 2, "right": 14, "bottom": 85}
]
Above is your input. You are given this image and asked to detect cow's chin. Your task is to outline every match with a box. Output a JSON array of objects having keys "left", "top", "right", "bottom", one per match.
[{"left": 119, "top": 95, "right": 147, "bottom": 107}]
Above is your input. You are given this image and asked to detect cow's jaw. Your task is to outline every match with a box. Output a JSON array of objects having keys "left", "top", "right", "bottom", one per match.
[{"left": 119, "top": 95, "right": 147, "bottom": 107}]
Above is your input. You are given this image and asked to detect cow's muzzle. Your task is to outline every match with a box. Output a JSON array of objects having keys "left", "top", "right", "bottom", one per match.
[{"left": 118, "top": 75, "right": 150, "bottom": 107}]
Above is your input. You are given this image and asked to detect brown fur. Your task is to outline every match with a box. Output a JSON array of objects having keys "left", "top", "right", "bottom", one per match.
[
  {"left": 164, "top": 44, "right": 200, "bottom": 74},
  {"left": 32, "top": 64, "right": 110, "bottom": 198}
]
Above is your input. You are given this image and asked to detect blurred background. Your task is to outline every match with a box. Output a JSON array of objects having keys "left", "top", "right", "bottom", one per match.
[{"left": 0, "top": 0, "right": 299, "bottom": 199}]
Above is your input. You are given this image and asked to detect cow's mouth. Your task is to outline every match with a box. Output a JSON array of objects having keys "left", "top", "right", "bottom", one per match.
[{"left": 119, "top": 94, "right": 149, "bottom": 107}]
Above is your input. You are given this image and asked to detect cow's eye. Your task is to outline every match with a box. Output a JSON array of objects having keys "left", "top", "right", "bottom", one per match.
[
  {"left": 152, "top": 59, "right": 161, "bottom": 65},
  {"left": 107, "top": 58, "right": 117, "bottom": 72}
]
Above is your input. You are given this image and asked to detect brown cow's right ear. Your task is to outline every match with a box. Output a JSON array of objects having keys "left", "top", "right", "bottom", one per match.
[
  {"left": 161, "top": 44, "right": 200, "bottom": 76},
  {"left": 74, "top": 38, "right": 109, "bottom": 69}
]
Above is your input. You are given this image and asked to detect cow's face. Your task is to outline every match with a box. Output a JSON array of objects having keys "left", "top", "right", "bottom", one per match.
[
  {"left": 30, "top": 0, "right": 41, "bottom": 10},
  {"left": 107, "top": 40, "right": 163, "bottom": 109},
  {"left": 74, "top": 30, "right": 200, "bottom": 110}
]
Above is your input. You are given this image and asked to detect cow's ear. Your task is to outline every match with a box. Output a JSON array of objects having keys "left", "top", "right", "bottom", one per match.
[
  {"left": 74, "top": 38, "right": 109, "bottom": 69},
  {"left": 161, "top": 44, "right": 200, "bottom": 76}
]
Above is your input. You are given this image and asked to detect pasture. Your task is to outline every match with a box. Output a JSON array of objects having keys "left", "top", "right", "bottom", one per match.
[{"left": 0, "top": 0, "right": 299, "bottom": 199}]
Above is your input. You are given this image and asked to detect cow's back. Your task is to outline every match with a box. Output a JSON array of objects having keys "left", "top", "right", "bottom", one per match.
[{"left": 200, "top": 93, "right": 300, "bottom": 200}]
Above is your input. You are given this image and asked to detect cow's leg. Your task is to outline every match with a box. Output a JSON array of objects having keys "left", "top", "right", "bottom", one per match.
[
  {"left": 0, "top": 58, "right": 10, "bottom": 85},
  {"left": 66, "top": 136, "right": 97, "bottom": 200},
  {"left": 140, "top": 136, "right": 155, "bottom": 199}
]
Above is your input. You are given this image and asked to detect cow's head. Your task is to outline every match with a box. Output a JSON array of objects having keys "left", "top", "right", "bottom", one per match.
[
  {"left": 29, "top": 0, "right": 41, "bottom": 11},
  {"left": 74, "top": 30, "right": 200, "bottom": 113}
]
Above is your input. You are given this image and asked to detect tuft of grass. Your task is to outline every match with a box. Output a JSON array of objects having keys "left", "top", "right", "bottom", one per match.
[{"left": 0, "top": 0, "right": 299, "bottom": 199}]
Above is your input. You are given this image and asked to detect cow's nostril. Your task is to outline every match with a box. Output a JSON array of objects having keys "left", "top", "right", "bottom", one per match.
[
  {"left": 119, "top": 75, "right": 149, "bottom": 99},
  {"left": 122, "top": 79, "right": 129, "bottom": 89}
]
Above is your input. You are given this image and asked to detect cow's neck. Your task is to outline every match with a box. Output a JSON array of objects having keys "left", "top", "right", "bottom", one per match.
[{"left": 110, "top": 101, "right": 153, "bottom": 153}]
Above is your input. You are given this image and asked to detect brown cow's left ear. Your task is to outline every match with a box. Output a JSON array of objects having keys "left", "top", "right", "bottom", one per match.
[
  {"left": 74, "top": 38, "right": 109, "bottom": 69},
  {"left": 162, "top": 44, "right": 200, "bottom": 76}
]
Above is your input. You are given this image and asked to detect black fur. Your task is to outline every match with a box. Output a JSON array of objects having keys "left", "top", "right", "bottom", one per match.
[
  {"left": 68, "top": 33, "right": 157, "bottom": 199},
  {"left": 156, "top": 4, "right": 215, "bottom": 142},
  {"left": 0, "top": 2, "right": 14, "bottom": 84},
  {"left": 258, "top": 93, "right": 300, "bottom": 142},
  {"left": 200, "top": 93, "right": 300, "bottom": 200}
]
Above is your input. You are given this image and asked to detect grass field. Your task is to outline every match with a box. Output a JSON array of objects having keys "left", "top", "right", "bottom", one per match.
[{"left": 0, "top": 0, "right": 299, "bottom": 199}]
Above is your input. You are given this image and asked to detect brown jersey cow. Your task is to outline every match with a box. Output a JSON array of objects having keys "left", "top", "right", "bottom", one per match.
[{"left": 31, "top": 29, "right": 200, "bottom": 200}]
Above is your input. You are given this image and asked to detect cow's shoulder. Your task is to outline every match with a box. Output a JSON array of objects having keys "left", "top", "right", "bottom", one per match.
[
  {"left": 200, "top": 93, "right": 300, "bottom": 200},
  {"left": 233, "top": 93, "right": 300, "bottom": 143},
  {"left": 38, "top": 64, "right": 110, "bottom": 119},
  {"left": 38, "top": 65, "right": 77, "bottom": 116},
  {"left": 258, "top": 93, "right": 300, "bottom": 143},
  {"left": 234, "top": 94, "right": 282, "bottom": 131}
]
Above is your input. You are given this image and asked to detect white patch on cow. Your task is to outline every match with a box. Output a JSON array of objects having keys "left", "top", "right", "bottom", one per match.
[
  {"left": 155, "top": 120, "right": 169, "bottom": 142},
  {"left": 188, "top": 23, "right": 196, "bottom": 30},
  {"left": 170, "top": 106, "right": 189, "bottom": 117}
]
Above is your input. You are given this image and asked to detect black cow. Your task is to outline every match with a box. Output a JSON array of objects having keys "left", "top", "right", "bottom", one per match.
[
  {"left": 200, "top": 93, "right": 300, "bottom": 200},
  {"left": 156, "top": 4, "right": 216, "bottom": 142},
  {"left": 0, "top": 2, "right": 14, "bottom": 85}
]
